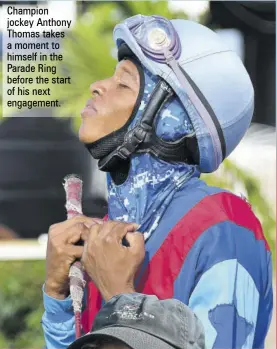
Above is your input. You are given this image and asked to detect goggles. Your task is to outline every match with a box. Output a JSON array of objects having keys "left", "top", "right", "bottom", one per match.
[{"left": 125, "top": 15, "right": 181, "bottom": 63}]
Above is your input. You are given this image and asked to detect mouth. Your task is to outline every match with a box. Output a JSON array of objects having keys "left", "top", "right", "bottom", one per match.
[{"left": 81, "top": 99, "right": 97, "bottom": 117}]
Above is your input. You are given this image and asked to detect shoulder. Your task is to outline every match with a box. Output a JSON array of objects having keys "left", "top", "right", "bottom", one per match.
[
  {"left": 167, "top": 179, "right": 270, "bottom": 263},
  {"left": 175, "top": 179, "right": 268, "bottom": 254},
  {"left": 183, "top": 193, "right": 271, "bottom": 293},
  {"left": 172, "top": 184, "right": 271, "bottom": 286}
]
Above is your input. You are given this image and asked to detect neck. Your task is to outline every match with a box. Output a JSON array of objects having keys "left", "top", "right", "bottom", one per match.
[{"left": 110, "top": 160, "right": 130, "bottom": 185}]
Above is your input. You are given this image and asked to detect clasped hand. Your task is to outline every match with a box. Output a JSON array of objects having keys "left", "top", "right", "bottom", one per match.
[{"left": 45, "top": 216, "right": 145, "bottom": 301}]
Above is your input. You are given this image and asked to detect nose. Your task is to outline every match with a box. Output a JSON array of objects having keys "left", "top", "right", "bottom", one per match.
[{"left": 90, "top": 78, "right": 112, "bottom": 97}]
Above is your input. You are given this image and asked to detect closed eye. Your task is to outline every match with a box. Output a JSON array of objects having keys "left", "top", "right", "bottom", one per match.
[{"left": 118, "top": 83, "right": 130, "bottom": 89}]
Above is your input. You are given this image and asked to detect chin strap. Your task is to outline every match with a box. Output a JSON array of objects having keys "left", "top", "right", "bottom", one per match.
[{"left": 98, "top": 79, "right": 199, "bottom": 172}]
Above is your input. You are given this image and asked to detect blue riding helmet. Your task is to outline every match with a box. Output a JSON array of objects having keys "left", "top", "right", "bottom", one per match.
[{"left": 113, "top": 15, "right": 254, "bottom": 173}]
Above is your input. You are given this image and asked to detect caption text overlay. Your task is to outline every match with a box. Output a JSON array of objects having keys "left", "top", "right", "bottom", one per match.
[{"left": 2, "top": 5, "right": 73, "bottom": 116}]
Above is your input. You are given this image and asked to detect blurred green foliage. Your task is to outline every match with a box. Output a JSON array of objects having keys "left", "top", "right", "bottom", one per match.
[
  {"left": 0, "top": 1, "right": 275, "bottom": 348},
  {"left": 0, "top": 260, "right": 45, "bottom": 349}
]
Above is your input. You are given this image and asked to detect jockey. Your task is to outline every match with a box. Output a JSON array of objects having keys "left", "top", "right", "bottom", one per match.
[{"left": 42, "top": 15, "right": 273, "bottom": 349}]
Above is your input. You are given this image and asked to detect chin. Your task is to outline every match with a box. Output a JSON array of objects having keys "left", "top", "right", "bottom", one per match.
[{"left": 78, "top": 124, "right": 95, "bottom": 144}]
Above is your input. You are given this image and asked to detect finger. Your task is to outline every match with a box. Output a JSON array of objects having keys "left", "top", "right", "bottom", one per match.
[
  {"left": 65, "top": 223, "right": 89, "bottom": 244},
  {"left": 51, "top": 216, "right": 98, "bottom": 236},
  {"left": 88, "top": 223, "right": 102, "bottom": 243},
  {"left": 65, "top": 245, "right": 84, "bottom": 259},
  {"left": 112, "top": 222, "right": 140, "bottom": 243},
  {"left": 125, "top": 231, "right": 145, "bottom": 251},
  {"left": 84, "top": 218, "right": 104, "bottom": 229},
  {"left": 67, "top": 215, "right": 99, "bottom": 229},
  {"left": 97, "top": 221, "right": 123, "bottom": 239},
  {"left": 92, "top": 218, "right": 104, "bottom": 225},
  {"left": 80, "top": 226, "right": 91, "bottom": 242}
]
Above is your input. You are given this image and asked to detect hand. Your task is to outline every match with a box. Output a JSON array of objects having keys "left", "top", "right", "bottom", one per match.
[
  {"left": 45, "top": 215, "right": 102, "bottom": 299},
  {"left": 82, "top": 221, "right": 145, "bottom": 301}
]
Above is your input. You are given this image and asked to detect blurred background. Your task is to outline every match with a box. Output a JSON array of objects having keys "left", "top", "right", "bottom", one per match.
[{"left": 0, "top": 1, "right": 275, "bottom": 348}]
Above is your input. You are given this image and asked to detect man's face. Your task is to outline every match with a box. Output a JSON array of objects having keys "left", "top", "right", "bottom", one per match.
[{"left": 79, "top": 59, "right": 140, "bottom": 143}]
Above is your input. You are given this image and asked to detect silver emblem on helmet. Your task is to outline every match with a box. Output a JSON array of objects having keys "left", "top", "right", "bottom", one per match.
[{"left": 148, "top": 27, "right": 170, "bottom": 50}]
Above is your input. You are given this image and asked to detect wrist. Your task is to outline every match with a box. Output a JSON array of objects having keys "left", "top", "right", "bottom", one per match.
[
  {"left": 44, "top": 281, "right": 69, "bottom": 300},
  {"left": 102, "top": 285, "right": 136, "bottom": 302}
]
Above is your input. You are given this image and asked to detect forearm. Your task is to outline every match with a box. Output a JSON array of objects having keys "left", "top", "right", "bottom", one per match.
[
  {"left": 41, "top": 285, "right": 76, "bottom": 349},
  {"left": 42, "top": 312, "right": 76, "bottom": 349}
]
